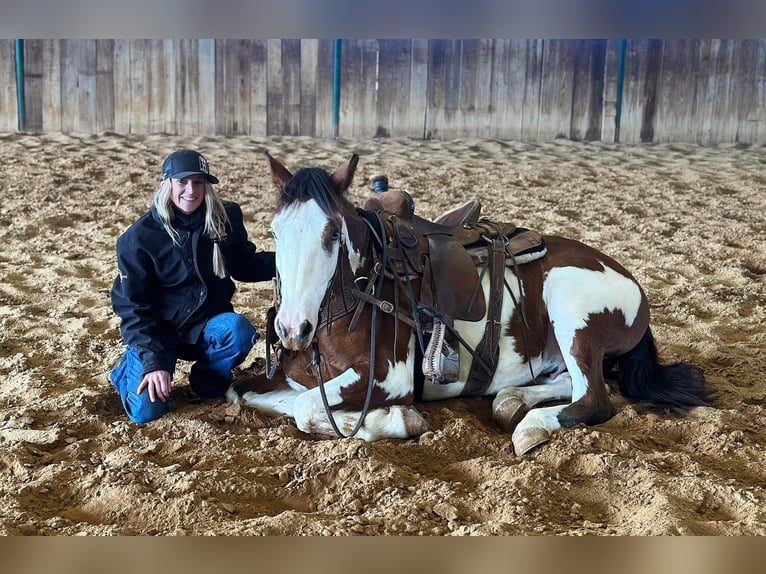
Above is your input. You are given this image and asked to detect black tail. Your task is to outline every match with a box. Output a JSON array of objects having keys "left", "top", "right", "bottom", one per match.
[{"left": 616, "top": 328, "right": 714, "bottom": 407}]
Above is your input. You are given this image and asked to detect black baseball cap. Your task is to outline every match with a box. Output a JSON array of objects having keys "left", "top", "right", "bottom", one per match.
[{"left": 161, "top": 149, "right": 219, "bottom": 184}]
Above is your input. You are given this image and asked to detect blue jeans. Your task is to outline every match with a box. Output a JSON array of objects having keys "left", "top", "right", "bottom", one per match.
[{"left": 109, "top": 312, "right": 259, "bottom": 424}]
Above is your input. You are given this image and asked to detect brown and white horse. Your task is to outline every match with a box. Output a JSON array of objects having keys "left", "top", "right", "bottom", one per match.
[{"left": 233, "top": 152, "right": 713, "bottom": 455}]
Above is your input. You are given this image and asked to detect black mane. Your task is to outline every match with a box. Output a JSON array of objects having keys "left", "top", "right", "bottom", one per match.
[{"left": 278, "top": 167, "right": 340, "bottom": 216}]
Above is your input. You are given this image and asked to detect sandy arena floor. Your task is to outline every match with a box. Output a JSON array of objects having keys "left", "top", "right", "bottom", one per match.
[{"left": 0, "top": 132, "right": 764, "bottom": 535}]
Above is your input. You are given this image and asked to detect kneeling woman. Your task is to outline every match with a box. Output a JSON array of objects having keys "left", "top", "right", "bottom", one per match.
[{"left": 110, "top": 149, "right": 275, "bottom": 423}]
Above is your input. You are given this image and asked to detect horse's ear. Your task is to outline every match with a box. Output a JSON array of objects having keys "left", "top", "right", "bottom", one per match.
[
  {"left": 329, "top": 154, "right": 359, "bottom": 192},
  {"left": 264, "top": 149, "right": 293, "bottom": 190}
]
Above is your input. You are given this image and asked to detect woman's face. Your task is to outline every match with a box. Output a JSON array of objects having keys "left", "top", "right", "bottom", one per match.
[{"left": 170, "top": 176, "right": 206, "bottom": 214}]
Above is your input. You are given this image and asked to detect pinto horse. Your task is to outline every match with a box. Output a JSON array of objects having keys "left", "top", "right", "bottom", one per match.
[{"left": 235, "top": 152, "right": 713, "bottom": 455}]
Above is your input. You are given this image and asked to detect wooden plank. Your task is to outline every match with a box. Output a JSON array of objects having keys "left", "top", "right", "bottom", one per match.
[
  {"left": 217, "top": 39, "right": 250, "bottom": 135},
  {"left": 338, "top": 39, "right": 358, "bottom": 138},
  {"left": 601, "top": 39, "right": 620, "bottom": 143},
  {"left": 59, "top": 40, "right": 80, "bottom": 132},
  {"left": 214, "top": 39, "right": 227, "bottom": 135},
  {"left": 588, "top": 39, "right": 607, "bottom": 141},
  {"left": 129, "top": 40, "right": 149, "bottom": 134},
  {"left": 78, "top": 40, "right": 97, "bottom": 134},
  {"left": 638, "top": 39, "right": 663, "bottom": 143},
  {"left": 145, "top": 39, "right": 173, "bottom": 134},
  {"left": 96, "top": 39, "right": 115, "bottom": 133},
  {"left": 236, "top": 40, "right": 254, "bottom": 135},
  {"left": 0, "top": 41, "right": 17, "bottom": 131},
  {"left": 457, "top": 39, "right": 478, "bottom": 138},
  {"left": 537, "top": 39, "right": 576, "bottom": 141},
  {"left": 472, "top": 39, "right": 494, "bottom": 139},
  {"left": 343, "top": 39, "right": 377, "bottom": 138},
  {"left": 248, "top": 39, "right": 268, "bottom": 136},
  {"left": 198, "top": 39, "right": 216, "bottom": 135},
  {"left": 704, "top": 40, "right": 732, "bottom": 144},
  {"left": 734, "top": 39, "right": 759, "bottom": 144},
  {"left": 41, "top": 40, "right": 61, "bottom": 132},
  {"left": 569, "top": 39, "right": 591, "bottom": 140},
  {"left": 521, "top": 39, "right": 544, "bottom": 141},
  {"left": 266, "top": 39, "right": 283, "bottom": 136},
  {"left": 236, "top": 39, "right": 253, "bottom": 135},
  {"left": 174, "top": 39, "right": 196, "bottom": 135},
  {"left": 499, "top": 39, "right": 528, "bottom": 139},
  {"left": 376, "top": 39, "right": 411, "bottom": 138},
  {"left": 753, "top": 40, "right": 766, "bottom": 143},
  {"left": 408, "top": 39, "right": 429, "bottom": 139},
  {"left": 339, "top": 39, "right": 375, "bottom": 138},
  {"left": 375, "top": 39, "right": 399, "bottom": 137},
  {"left": 653, "top": 40, "right": 686, "bottom": 143},
  {"left": 281, "top": 39, "right": 301, "bottom": 136},
  {"left": 23, "top": 39, "right": 44, "bottom": 132},
  {"left": 425, "top": 39, "right": 447, "bottom": 140},
  {"left": 314, "top": 39, "right": 335, "bottom": 138},
  {"left": 113, "top": 40, "right": 131, "bottom": 133},
  {"left": 299, "top": 38, "right": 318, "bottom": 137},
  {"left": 440, "top": 39, "right": 461, "bottom": 140},
  {"left": 488, "top": 39, "right": 509, "bottom": 139}
]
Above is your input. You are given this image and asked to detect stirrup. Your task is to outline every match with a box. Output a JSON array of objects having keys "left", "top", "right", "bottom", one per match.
[{"left": 422, "top": 318, "right": 460, "bottom": 384}]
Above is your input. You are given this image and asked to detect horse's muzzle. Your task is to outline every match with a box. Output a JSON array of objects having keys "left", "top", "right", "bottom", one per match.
[{"left": 276, "top": 317, "right": 314, "bottom": 351}]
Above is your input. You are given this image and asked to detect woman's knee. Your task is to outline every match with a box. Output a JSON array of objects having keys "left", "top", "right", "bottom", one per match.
[
  {"left": 123, "top": 392, "right": 169, "bottom": 424},
  {"left": 209, "top": 313, "right": 259, "bottom": 353}
]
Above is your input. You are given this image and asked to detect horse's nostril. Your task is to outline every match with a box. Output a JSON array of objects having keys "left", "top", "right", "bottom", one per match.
[{"left": 298, "top": 320, "right": 313, "bottom": 339}]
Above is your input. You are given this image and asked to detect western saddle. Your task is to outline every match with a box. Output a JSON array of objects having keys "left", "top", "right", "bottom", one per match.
[{"left": 361, "top": 188, "right": 547, "bottom": 395}]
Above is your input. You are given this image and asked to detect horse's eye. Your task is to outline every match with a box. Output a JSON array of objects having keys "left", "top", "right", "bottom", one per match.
[{"left": 330, "top": 229, "right": 340, "bottom": 242}]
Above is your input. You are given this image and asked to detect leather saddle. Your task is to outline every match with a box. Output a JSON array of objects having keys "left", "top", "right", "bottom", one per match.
[{"left": 363, "top": 190, "right": 546, "bottom": 323}]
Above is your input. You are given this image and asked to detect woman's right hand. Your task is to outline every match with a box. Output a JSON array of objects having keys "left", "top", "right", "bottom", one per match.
[{"left": 137, "top": 370, "right": 172, "bottom": 403}]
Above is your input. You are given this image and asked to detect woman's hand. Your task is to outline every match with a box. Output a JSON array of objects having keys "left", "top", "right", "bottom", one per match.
[{"left": 137, "top": 370, "right": 172, "bottom": 402}]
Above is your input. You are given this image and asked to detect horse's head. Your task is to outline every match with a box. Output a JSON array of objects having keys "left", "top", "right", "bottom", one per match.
[{"left": 266, "top": 151, "right": 367, "bottom": 351}]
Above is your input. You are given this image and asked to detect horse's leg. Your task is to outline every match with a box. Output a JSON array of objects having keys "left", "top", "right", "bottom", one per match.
[
  {"left": 511, "top": 331, "right": 615, "bottom": 455},
  {"left": 238, "top": 387, "right": 302, "bottom": 417},
  {"left": 492, "top": 374, "right": 573, "bottom": 432},
  {"left": 292, "top": 367, "right": 430, "bottom": 441},
  {"left": 232, "top": 371, "right": 306, "bottom": 417}
]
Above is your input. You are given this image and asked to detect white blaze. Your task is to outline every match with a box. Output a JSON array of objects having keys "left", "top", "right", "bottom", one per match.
[{"left": 271, "top": 201, "right": 338, "bottom": 339}]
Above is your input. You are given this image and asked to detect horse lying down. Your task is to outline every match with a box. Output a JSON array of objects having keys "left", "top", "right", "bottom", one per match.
[{"left": 228, "top": 152, "right": 713, "bottom": 455}]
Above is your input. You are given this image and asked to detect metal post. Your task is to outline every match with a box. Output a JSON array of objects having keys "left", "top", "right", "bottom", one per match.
[
  {"left": 332, "top": 39, "right": 341, "bottom": 138},
  {"left": 15, "top": 39, "right": 25, "bottom": 132},
  {"left": 614, "top": 39, "right": 627, "bottom": 144}
]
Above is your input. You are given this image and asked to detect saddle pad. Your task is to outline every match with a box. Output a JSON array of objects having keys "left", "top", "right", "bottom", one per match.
[{"left": 466, "top": 229, "right": 547, "bottom": 267}]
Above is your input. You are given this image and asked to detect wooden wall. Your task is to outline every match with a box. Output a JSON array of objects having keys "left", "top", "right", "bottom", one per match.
[{"left": 1, "top": 38, "right": 764, "bottom": 144}]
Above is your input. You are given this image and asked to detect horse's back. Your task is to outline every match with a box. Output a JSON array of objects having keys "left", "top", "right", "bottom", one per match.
[{"left": 540, "top": 235, "right": 636, "bottom": 278}]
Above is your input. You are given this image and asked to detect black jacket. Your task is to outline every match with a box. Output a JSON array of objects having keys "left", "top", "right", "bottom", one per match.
[{"left": 111, "top": 201, "right": 275, "bottom": 375}]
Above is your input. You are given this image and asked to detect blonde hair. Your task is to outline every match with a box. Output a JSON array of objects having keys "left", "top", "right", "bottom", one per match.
[{"left": 153, "top": 179, "right": 229, "bottom": 278}]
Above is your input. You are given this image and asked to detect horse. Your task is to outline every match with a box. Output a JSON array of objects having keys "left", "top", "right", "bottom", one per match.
[{"left": 232, "top": 152, "right": 714, "bottom": 455}]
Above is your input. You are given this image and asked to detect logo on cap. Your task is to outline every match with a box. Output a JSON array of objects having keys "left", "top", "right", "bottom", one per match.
[{"left": 161, "top": 149, "right": 219, "bottom": 183}]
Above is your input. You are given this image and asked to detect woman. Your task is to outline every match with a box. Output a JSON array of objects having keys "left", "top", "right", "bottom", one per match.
[{"left": 110, "top": 149, "right": 275, "bottom": 423}]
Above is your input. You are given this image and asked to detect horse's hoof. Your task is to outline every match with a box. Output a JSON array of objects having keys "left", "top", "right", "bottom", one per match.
[
  {"left": 494, "top": 396, "right": 527, "bottom": 432},
  {"left": 403, "top": 408, "right": 430, "bottom": 437},
  {"left": 512, "top": 428, "right": 550, "bottom": 456}
]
